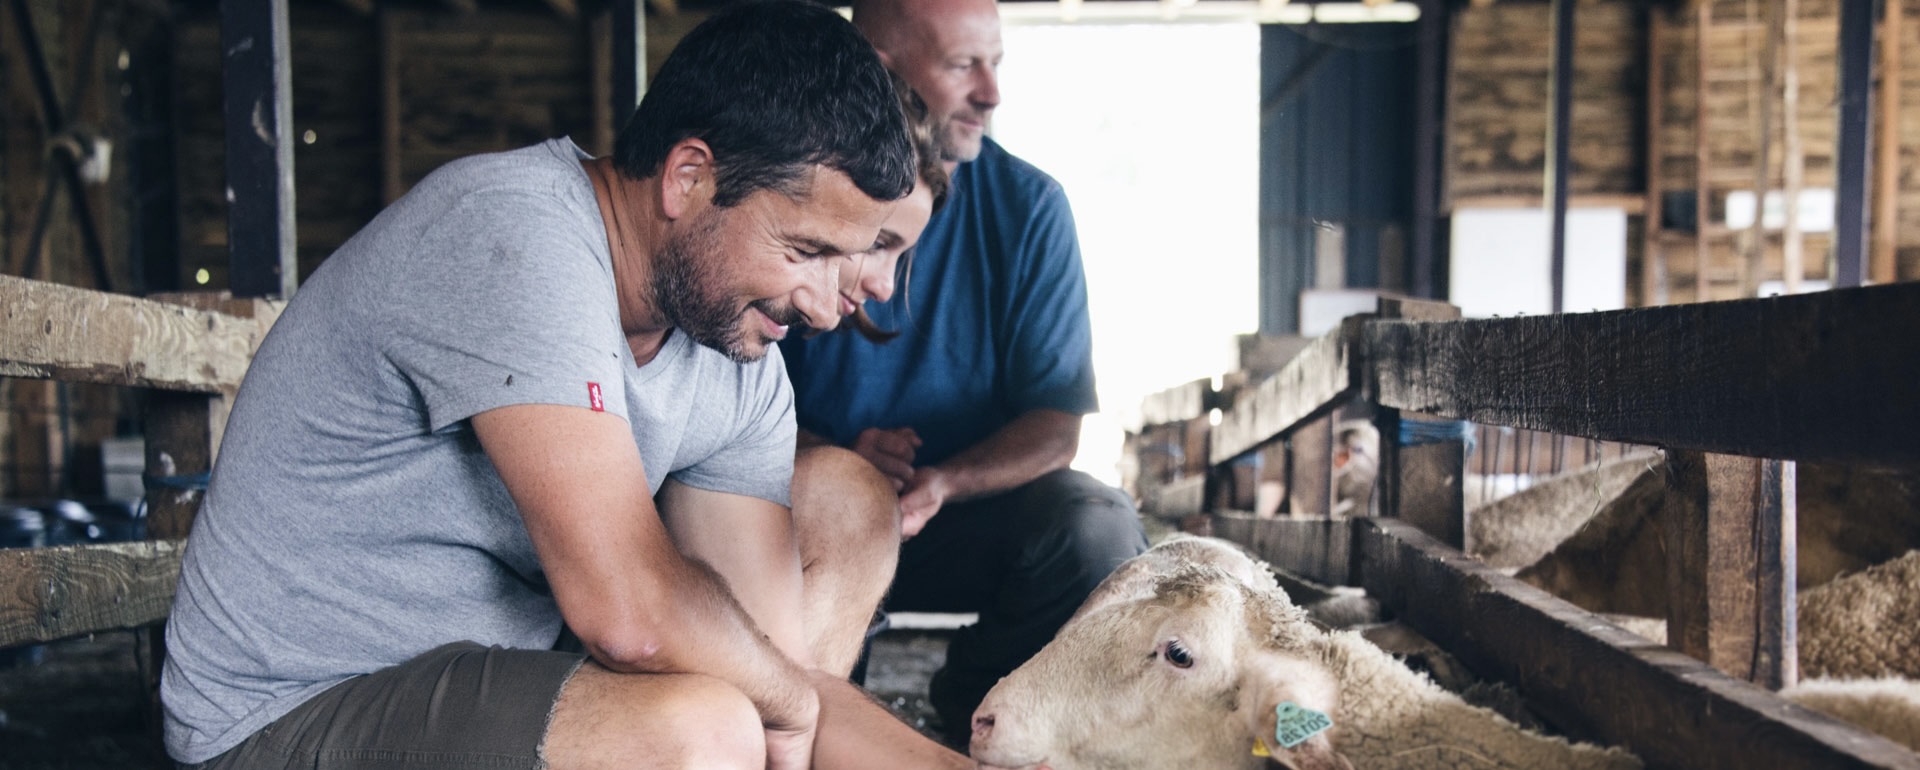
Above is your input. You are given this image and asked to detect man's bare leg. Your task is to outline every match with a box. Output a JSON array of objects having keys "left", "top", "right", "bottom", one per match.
[
  {"left": 792, "top": 445, "right": 903, "bottom": 675},
  {"left": 543, "top": 664, "right": 764, "bottom": 769}
]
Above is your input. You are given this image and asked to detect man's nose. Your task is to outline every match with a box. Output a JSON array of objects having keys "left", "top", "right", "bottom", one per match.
[
  {"left": 974, "top": 66, "right": 1001, "bottom": 109},
  {"left": 798, "top": 258, "right": 850, "bottom": 329}
]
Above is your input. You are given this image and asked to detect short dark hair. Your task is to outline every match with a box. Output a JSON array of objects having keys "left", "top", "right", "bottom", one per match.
[{"left": 612, "top": 0, "right": 916, "bottom": 207}]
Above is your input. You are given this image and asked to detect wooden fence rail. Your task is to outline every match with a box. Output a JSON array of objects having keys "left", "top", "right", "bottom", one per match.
[
  {"left": 1, "top": 276, "right": 276, "bottom": 650},
  {"left": 1132, "top": 284, "right": 1920, "bottom": 770}
]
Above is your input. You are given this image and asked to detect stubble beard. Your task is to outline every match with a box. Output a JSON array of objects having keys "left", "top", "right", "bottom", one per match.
[{"left": 652, "top": 210, "right": 776, "bottom": 364}]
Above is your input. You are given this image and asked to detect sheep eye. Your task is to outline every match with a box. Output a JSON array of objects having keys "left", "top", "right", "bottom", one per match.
[{"left": 1163, "top": 639, "right": 1194, "bottom": 668}]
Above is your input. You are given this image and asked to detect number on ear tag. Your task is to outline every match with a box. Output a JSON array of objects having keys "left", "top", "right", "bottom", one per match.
[{"left": 1274, "top": 701, "right": 1333, "bottom": 749}]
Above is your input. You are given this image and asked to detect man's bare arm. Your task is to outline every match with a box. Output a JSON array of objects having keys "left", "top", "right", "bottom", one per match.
[
  {"left": 471, "top": 404, "right": 816, "bottom": 762},
  {"left": 898, "top": 408, "right": 1080, "bottom": 536}
]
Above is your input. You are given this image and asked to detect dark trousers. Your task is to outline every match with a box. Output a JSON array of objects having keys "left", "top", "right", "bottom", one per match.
[{"left": 885, "top": 468, "right": 1146, "bottom": 725}]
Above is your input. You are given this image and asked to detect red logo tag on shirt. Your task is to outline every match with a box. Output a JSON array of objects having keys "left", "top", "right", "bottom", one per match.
[{"left": 587, "top": 382, "right": 605, "bottom": 412}]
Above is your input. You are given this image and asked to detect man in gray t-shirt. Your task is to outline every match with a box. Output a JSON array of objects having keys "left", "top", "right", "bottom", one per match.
[{"left": 161, "top": 5, "right": 969, "bottom": 769}]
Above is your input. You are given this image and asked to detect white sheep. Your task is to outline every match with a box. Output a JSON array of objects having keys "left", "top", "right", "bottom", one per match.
[
  {"left": 1781, "top": 677, "right": 1920, "bottom": 752},
  {"left": 968, "top": 537, "right": 1643, "bottom": 770},
  {"left": 1799, "top": 549, "right": 1920, "bottom": 680}
]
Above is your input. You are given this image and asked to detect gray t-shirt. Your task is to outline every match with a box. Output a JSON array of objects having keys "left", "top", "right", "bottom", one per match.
[{"left": 161, "top": 138, "right": 795, "bottom": 763}]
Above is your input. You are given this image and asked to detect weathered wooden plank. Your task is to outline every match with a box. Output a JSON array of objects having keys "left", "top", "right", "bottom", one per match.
[
  {"left": 1140, "top": 475, "right": 1206, "bottom": 518},
  {"left": 1663, "top": 451, "right": 1796, "bottom": 688},
  {"left": 1358, "top": 518, "right": 1920, "bottom": 770},
  {"left": 1368, "top": 282, "right": 1920, "bottom": 467},
  {"left": 1138, "top": 378, "right": 1212, "bottom": 428},
  {"left": 1210, "top": 318, "right": 1363, "bottom": 465},
  {"left": 0, "top": 276, "right": 266, "bottom": 393},
  {"left": 1288, "top": 414, "right": 1333, "bottom": 516},
  {"left": 1213, "top": 514, "right": 1353, "bottom": 587},
  {"left": 0, "top": 540, "right": 186, "bottom": 648},
  {"left": 1372, "top": 299, "right": 1466, "bottom": 547}
]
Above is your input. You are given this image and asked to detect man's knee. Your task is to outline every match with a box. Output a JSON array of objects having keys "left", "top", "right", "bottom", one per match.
[
  {"left": 1016, "top": 471, "right": 1148, "bottom": 579},
  {"left": 546, "top": 667, "right": 763, "bottom": 769},
  {"left": 793, "top": 445, "right": 901, "bottom": 550}
]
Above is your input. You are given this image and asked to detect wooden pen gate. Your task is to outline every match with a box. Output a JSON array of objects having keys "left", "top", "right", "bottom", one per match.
[
  {"left": 1132, "top": 284, "right": 1920, "bottom": 770},
  {"left": 0, "top": 275, "right": 278, "bottom": 728}
]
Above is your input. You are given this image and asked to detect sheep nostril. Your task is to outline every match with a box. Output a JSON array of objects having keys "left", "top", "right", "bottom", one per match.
[{"left": 972, "top": 713, "right": 996, "bottom": 738}]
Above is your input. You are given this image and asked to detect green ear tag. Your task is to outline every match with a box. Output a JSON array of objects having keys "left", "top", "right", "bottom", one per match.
[{"left": 1274, "top": 701, "right": 1333, "bottom": 749}]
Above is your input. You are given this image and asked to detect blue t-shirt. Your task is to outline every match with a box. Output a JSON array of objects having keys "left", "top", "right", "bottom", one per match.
[{"left": 781, "top": 137, "right": 1097, "bottom": 467}]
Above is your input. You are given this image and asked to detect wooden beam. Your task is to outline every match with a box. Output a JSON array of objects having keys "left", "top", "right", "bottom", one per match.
[
  {"left": 1288, "top": 414, "right": 1334, "bottom": 516},
  {"left": 379, "top": 9, "right": 403, "bottom": 204},
  {"left": 1642, "top": 9, "right": 1667, "bottom": 306},
  {"left": 0, "top": 275, "right": 266, "bottom": 393},
  {"left": 1370, "top": 297, "right": 1465, "bottom": 548},
  {"left": 1833, "top": 0, "right": 1873, "bottom": 287},
  {"left": 1662, "top": 451, "right": 1797, "bottom": 689},
  {"left": 1871, "top": 0, "right": 1901, "bottom": 285},
  {"left": 1743, "top": 0, "right": 1777, "bottom": 299},
  {"left": 0, "top": 540, "right": 186, "bottom": 648},
  {"left": 221, "top": 0, "right": 298, "bottom": 299},
  {"left": 1781, "top": 0, "right": 1804, "bottom": 294},
  {"left": 1357, "top": 518, "right": 1920, "bottom": 770},
  {"left": 1210, "top": 317, "right": 1364, "bottom": 465},
  {"left": 1694, "top": 0, "right": 1712, "bottom": 301},
  {"left": 1365, "top": 282, "right": 1920, "bottom": 467},
  {"left": 1212, "top": 514, "right": 1353, "bottom": 587},
  {"left": 1141, "top": 475, "right": 1206, "bottom": 518},
  {"left": 541, "top": 0, "right": 580, "bottom": 20},
  {"left": 1139, "top": 378, "right": 1213, "bottom": 429}
]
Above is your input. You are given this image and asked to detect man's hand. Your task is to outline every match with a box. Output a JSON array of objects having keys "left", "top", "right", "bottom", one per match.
[
  {"left": 898, "top": 465, "right": 955, "bottom": 539},
  {"left": 764, "top": 687, "right": 821, "bottom": 770},
  {"left": 851, "top": 427, "right": 921, "bottom": 491}
]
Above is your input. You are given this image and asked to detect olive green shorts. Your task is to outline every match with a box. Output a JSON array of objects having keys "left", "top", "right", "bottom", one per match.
[{"left": 186, "top": 642, "right": 586, "bottom": 770}]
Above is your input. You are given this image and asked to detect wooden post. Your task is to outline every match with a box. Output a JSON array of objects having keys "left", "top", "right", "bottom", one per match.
[
  {"left": 1833, "top": 0, "right": 1873, "bottom": 287},
  {"left": 1370, "top": 297, "right": 1466, "bottom": 549},
  {"left": 1871, "top": 0, "right": 1902, "bottom": 285},
  {"left": 379, "top": 9, "right": 403, "bottom": 205},
  {"left": 1643, "top": 9, "right": 1668, "bottom": 307},
  {"left": 1781, "top": 0, "right": 1804, "bottom": 293},
  {"left": 1411, "top": 0, "right": 1449, "bottom": 299},
  {"left": 1289, "top": 414, "right": 1334, "bottom": 516},
  {"left": 1694, "top": 0, "right": 1713, "bottom": 302},
  {"left": 1545, "top": 0, "right": 1576, "bottom": 313},
  {"left": 221, "top": 0, "right": 297, "bottom": 299},
  {"left": 1744, "top": 0, "right": 1777, "bottom": 299},
  {"left": 589, "top": 8, "right": 615, "bottom": 156},
  {"left": 1662, "top": 450, "right": 1796, "bottom": 689}
]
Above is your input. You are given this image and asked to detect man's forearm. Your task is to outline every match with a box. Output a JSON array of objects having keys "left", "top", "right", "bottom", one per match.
[{"left": 930, "top": 408, "right": 1081, "bottom": 503}]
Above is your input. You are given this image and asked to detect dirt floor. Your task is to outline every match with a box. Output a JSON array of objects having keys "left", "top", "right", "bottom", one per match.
[{"left": 0, "top": 628, "right": 957, "bottom": 769}]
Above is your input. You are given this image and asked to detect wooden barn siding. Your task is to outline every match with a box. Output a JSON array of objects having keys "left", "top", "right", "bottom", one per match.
[
  {"left": 1449, "top": 0, "right": 1645, "bottom": 203},
  {"left": 1, "top": 0, "right": 139, "bottom": 500},
  {"left": 1449, "top": 0, "right": 1919, "bottom": 304},
  {"left": 172, "top": 4, "right": 604, "bottom": 288}
]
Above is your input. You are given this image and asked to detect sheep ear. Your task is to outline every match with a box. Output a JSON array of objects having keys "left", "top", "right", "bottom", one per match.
[{"left": 1238, "top": 651, "right": 1355, "bottom": 770}]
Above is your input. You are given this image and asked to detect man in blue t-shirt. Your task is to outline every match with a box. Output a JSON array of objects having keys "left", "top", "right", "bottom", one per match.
[{"left": 783, "top": 0, "right": 1147, "bottom": 738}]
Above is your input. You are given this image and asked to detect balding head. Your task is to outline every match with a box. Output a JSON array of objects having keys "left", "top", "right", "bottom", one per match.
[{"left": 852, "top": 0, "right": 1003, "bottom": 163}]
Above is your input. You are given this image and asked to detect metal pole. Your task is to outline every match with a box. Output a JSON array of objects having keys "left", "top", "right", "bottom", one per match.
[
  {"left": 1546, "top": 0, "right": 1576, "bottom": 313},
  {"left": 1832, "top": 0, "right": 1873, "bottom": 287},
  {"left": 611, "top": 0, "right": 646, "bottom": 133}
]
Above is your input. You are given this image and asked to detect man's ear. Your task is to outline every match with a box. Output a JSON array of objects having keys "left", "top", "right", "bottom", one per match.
[
  {"left": 873, "top": 47, "right": 895, "bottom": 69},
  {"left": 1237, "top": 650, "right": 1355, "bottom": 770},
  {"left": 657, "top": 138, "right": 715, "bottom": 221}
]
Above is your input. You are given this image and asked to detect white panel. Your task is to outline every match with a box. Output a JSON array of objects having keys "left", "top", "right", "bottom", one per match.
[{"left": 1449, "top": 208, "right": 1628, "bottom": 318}]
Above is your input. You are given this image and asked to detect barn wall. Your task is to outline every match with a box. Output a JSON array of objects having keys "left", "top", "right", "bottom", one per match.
[
  {"left": 1448, "top": 0, "right": 1918, "bottom": 306},
  {"left": 0, "top": 0, "right": 141, "bottom": 500}
]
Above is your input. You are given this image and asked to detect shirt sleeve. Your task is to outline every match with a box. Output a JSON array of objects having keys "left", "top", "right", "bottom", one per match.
[
  {"left": 999, "top": 182, "right": 1100, "bottom": 416},
  {"left": 667, "top": 346, "right": 798, "bottom": 507},
  {"left": 383, "top": 191, "right": 630, "bottom": 433}
]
